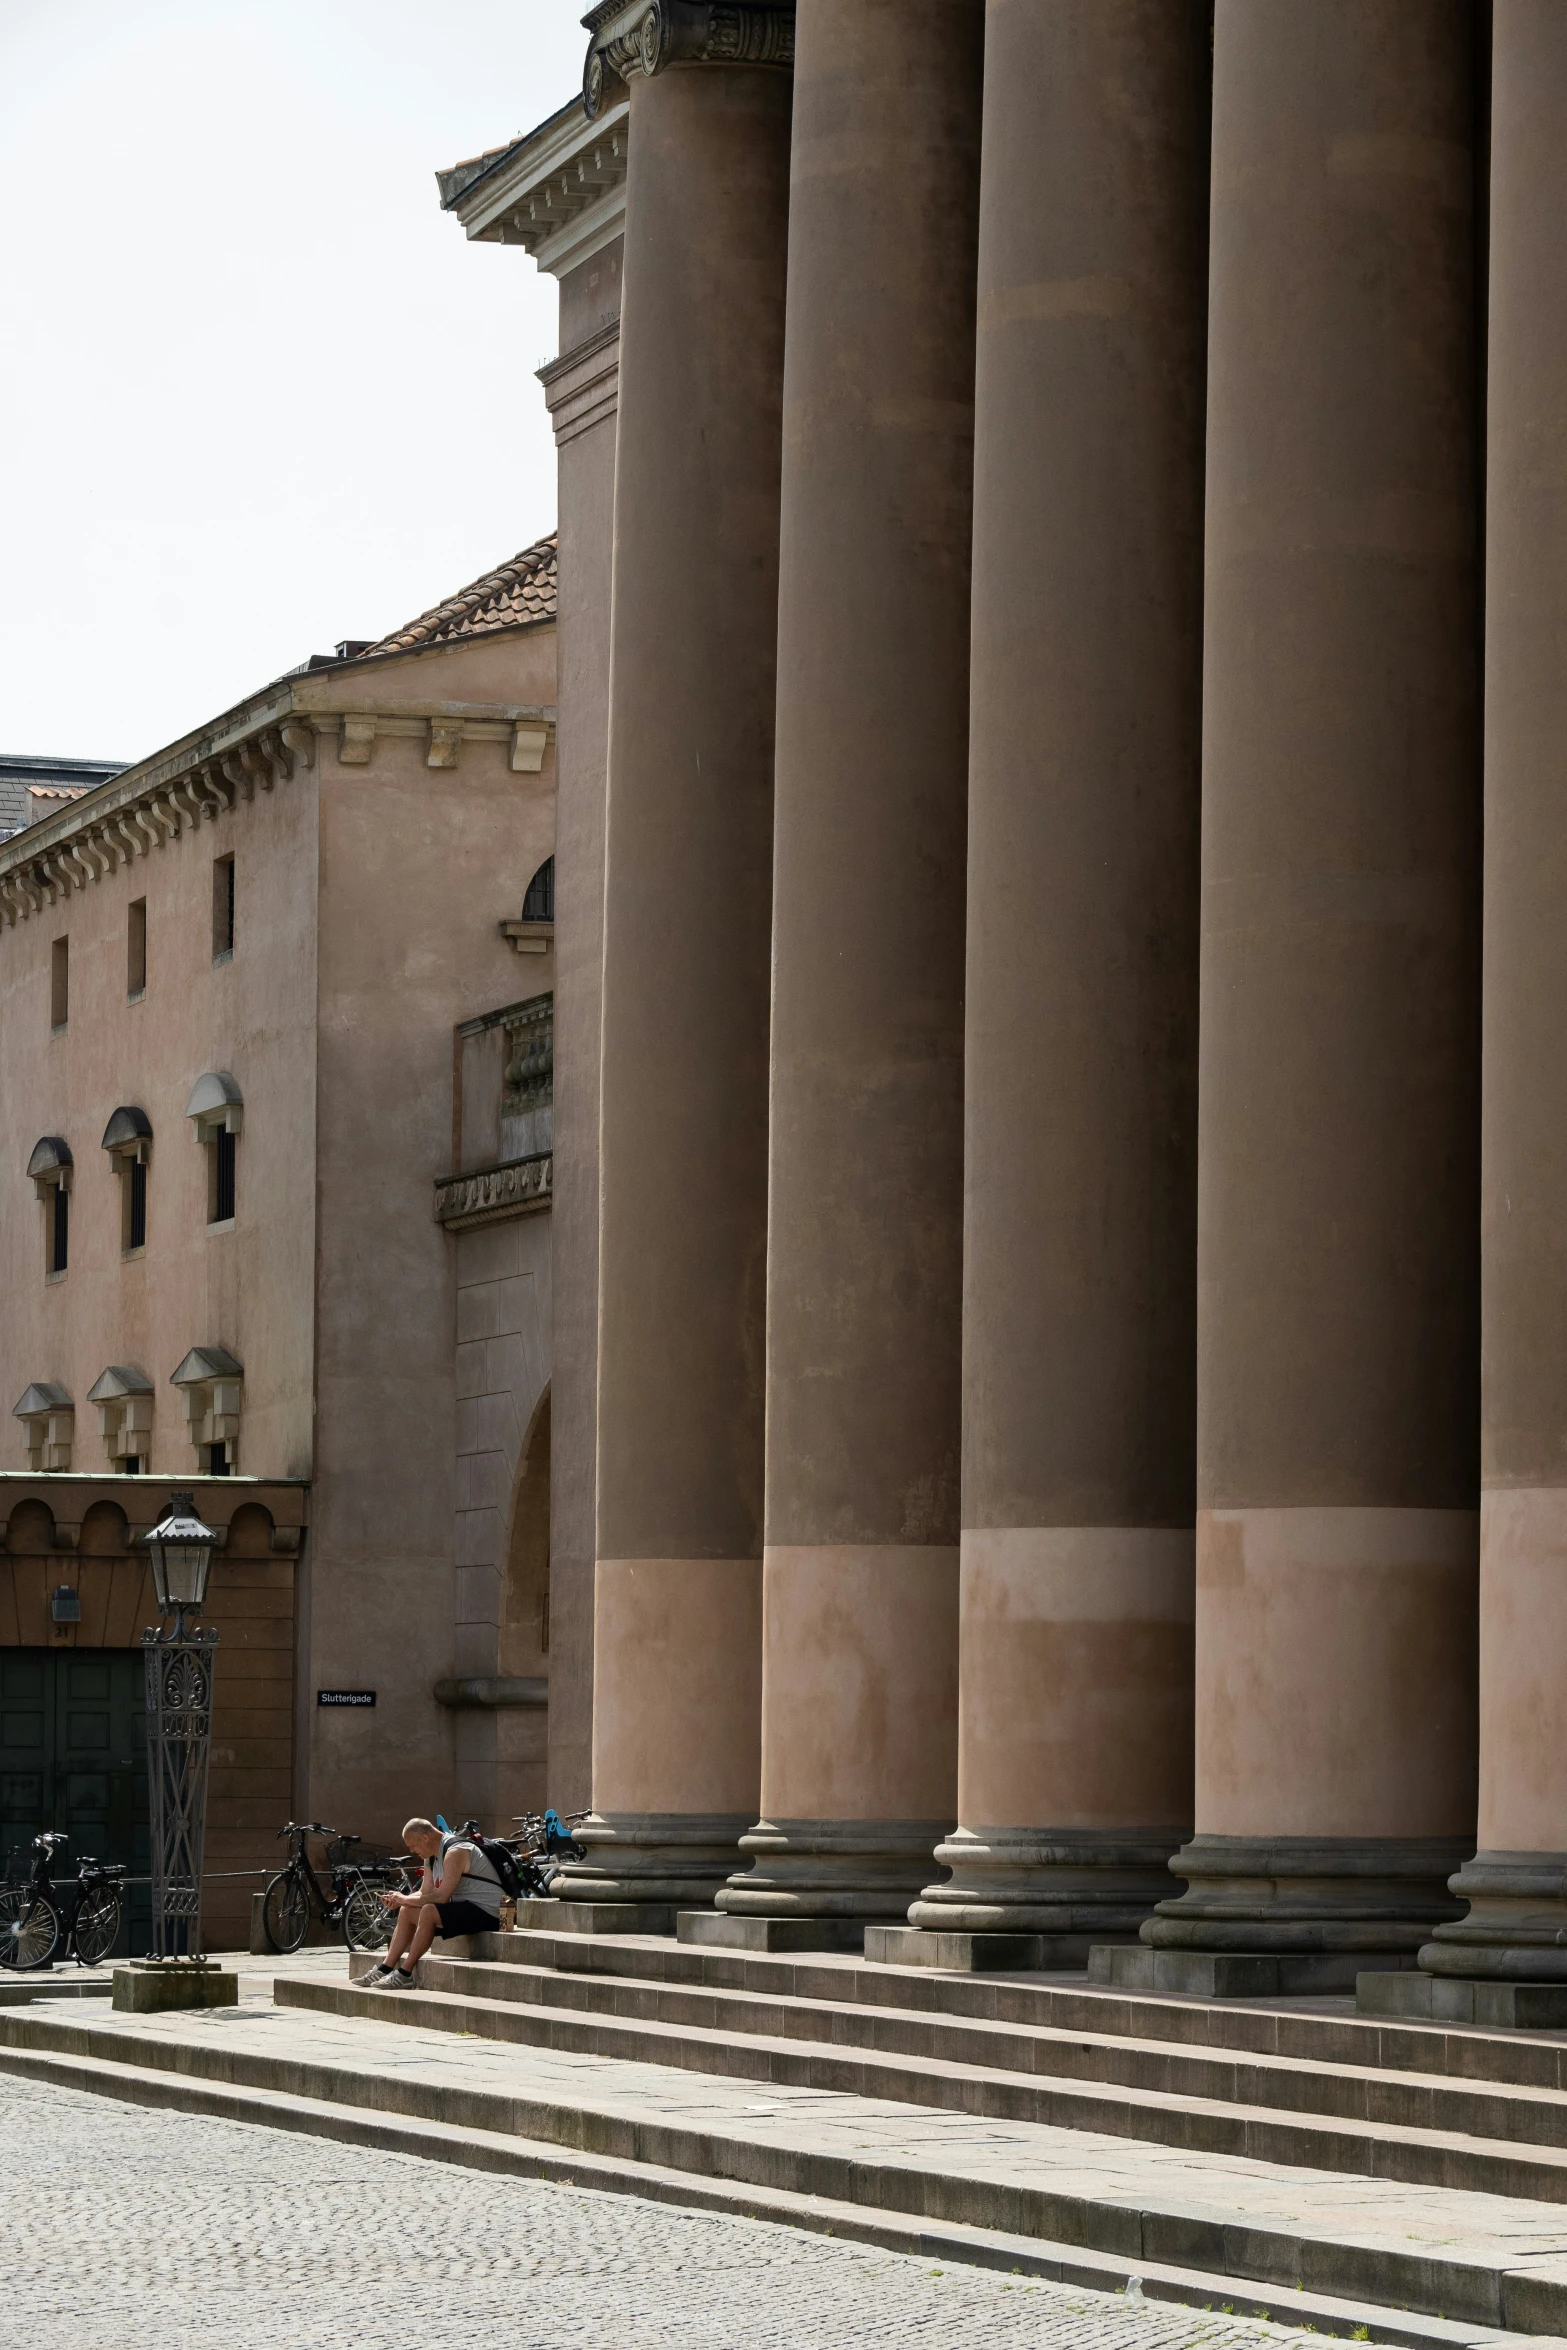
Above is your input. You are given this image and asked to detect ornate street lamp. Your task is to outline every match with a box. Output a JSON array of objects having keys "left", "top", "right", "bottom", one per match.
[{"left": 141, "top": 1492, "right": 220, "bottom": 1963}]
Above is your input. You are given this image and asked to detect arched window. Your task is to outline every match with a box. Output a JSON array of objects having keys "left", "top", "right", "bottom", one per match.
[
  {"left": 86, "top": 1364, "right": 154, "bottom": 1471},
  {"left": 521, "top": 857, "right": 554, "bottom": 922},
  {"left": 26, "top": 1137, "right": 72, "bottom": 1277},
  {"left": 170, "top": 1345, "right": 243, "bottom": 1474},
  {"left": 185, "top": 1072, "right": 242, "bottom": 1225},
  {"left": 13, "top": 1382, "right": 73, "bottom": 1471},
  {"left": 101, "top": 1106, "right": 152, "bottom": 1254}
]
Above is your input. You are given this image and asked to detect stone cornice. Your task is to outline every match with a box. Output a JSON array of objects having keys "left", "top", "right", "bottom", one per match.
[
  {"left": 445, "top": 99, "right": 630, "bottom": 278},
  {"left": 434, "top": 1153, "right": 554, "bottom": 1231},
  {"left": 0, "top": 692, "right": 312, "bottom": 927},
  {"left": 539, "top": 317, "right": 622, "bottom": 447},
  {"left": 0, "top": 682, "right": 559, "bottom": 926},
  {"left": 583, "top": 1, "right": 795, "bottom": 122}
]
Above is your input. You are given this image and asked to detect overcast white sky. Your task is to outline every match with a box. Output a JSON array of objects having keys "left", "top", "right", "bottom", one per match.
[{"left": 0, "top": 0, "right": 589, "bottom": 763}]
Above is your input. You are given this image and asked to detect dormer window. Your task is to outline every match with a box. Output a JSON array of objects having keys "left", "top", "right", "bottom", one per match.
[
  {"left": 185, "top": 1071, "right": 243, "bottom": 1226},
  {"left": 170, "top": 1346, "right": 243, "bottom": 1474},
  {"left": 26, "top": 1137, "right": 72, "bottom": 1278},
  {"left": 101, "top": 1106, "right": 152, "bottom": 1256},
  {"left": 14, "top": 1382, "right": 74, "bottom": 1471},
  {"left": 86, "top": 1364, "right": 154, "bottom": 1471}
]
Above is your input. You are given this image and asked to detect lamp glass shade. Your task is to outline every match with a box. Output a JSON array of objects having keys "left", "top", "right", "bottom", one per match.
[{"left": 146, "top": 1491, "right": 218, "bottom": 1614}]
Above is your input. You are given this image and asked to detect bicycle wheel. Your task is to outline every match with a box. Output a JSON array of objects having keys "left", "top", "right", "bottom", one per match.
[
  {"left": 261, "top": 1868, "right": 310, "bottom": 1953},
  {"left": 342, "top": 1878, "right": 393, "bottom": 1952},
  {"left": 72, "top": 1883, "right": 123, "bottom": 1968},
  {"left": 0, "top": 1891, "right": 60, "bottom": 1970}
]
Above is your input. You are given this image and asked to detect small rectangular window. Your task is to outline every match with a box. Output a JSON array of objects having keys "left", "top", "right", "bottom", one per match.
[
  {"left": 208, "top": 1441, "right": 230, "bottom": 1477},
  {"left": 212, "top": 1126, "right": 236, "bottom": 1223},
  {"left": 51, "top": 1184, "right": 68, "bottom": 1274},
  {"left": 50, "top": 936, "right": 68, "bottom": 1030},
  {"left": 128, "top": 899, "right": 147, "bottom": 998},
  {"left": 213, "top": 855, "right": 235, "bottom": 961}
]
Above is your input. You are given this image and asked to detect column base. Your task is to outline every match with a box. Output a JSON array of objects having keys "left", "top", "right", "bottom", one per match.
[
  {"left": 112, "top": 1960, "right": 238, "bottom": 2013},
  {"left": 549, "top": 1811, "right": 750, "bottom": 1909},
  {"left": 1356, "top": 1965, "right": 1567, "bottom": 2029},
  {"left": 1090, "top": 1944, "right": 1422, "bottom": 1997},
  {"left": 513, "top": 1896, "right": 677, "bottom": 1936},
  {"left": 1414, "top": 1850, "right": 1567, "bottom": 1982},
  {"left": 718, "top": 1817, "right": 949, "bottom": 1921},
  {"left": 1142, "top": 1832, "right": 1469, "bottom": 1970},
  {"left": 677, "top": 1911, "right": 864, "bottom": 1953},
  {"left": 907, "top": 1824, "right": 1188, "bottom": 1936},
  {"left": 869, "top": 1924, "right": 1139, "bottom": 1973}
]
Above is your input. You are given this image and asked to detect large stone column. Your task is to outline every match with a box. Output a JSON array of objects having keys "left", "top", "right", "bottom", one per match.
[
  {"left": 539, "top": 259, "right": 623, "bottom": 1820},
  {"left": 1413, "top": 2, "right": 1567, "bottom": 2016},
  {"left": 1135, "top": 0, "right": 1483, "bottom": 1997},
  {"left": 905, "top": 0, "right": 1208, "bottom": 1966},
  {"left": 717, "top": 0, "right": 983, "bottom": 1942},
  {"left": 562, "top": 9, "right": 794, "bottom": 1917}
]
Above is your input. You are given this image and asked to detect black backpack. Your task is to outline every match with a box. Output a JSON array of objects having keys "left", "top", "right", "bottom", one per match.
[{"left": 457, "top": 1829, "right": 524, "bottom": 1903}]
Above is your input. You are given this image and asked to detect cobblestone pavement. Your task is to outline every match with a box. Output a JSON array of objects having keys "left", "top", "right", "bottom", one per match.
[{"left": 0, "top": 2070, "right": 1326, "bottom": 2350}]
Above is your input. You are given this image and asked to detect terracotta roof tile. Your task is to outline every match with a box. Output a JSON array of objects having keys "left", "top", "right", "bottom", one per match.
[{"left": 365, "top": 532, "right": 557, "bottom": 657}]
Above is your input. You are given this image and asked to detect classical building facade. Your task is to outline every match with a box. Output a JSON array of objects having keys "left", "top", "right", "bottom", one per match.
[
  {"left": 445, "top": 0, "right": 1567, "bottom": 2006},
  {"left": 0, "top": 547, "right": 560, "bottom": 1944}
]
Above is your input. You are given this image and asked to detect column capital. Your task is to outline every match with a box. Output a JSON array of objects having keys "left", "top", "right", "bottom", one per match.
[{"left": 582, "top": 1, "right": 794, "bottom": 122}]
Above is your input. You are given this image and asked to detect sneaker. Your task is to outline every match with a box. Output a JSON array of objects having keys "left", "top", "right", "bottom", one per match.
[
  {"left": 361, "top": 1962, "right": 396, "bottom": 1986},
  {"left": 383, "top": 1964, "right": 417, "bottom": 1990}
]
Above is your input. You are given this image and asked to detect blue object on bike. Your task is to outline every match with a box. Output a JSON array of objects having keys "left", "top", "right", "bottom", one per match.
[{"left": 436, "top": 1814, "right": 449, "bottom": 1832}]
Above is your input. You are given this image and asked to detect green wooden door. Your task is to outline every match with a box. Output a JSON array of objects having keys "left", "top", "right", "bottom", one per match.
[{"left": 0, "top": 1649, "right": 149, "bottom": 1955}]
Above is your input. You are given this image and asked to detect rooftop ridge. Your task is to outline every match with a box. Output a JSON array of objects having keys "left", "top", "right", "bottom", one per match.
[{"left": 363, "top": 532, "right": 558, "bottom": 657}]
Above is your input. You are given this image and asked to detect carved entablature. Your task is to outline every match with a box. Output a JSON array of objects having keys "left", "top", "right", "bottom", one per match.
[
  {"left": 0, "top": 720, "right": 313, "bottom": 930},
  {"left": 584, "top": 0, "right": 795, "bottom": 121}
]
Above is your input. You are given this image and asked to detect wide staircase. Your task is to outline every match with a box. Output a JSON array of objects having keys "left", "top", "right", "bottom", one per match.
[{"left": 10, "top": 1923, "right": 1567, "bottom": 2346}]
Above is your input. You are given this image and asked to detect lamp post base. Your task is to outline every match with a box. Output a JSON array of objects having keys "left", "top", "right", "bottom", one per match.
[{"left": 112, "top": 1959, "right": 238, "bottom": 2013}]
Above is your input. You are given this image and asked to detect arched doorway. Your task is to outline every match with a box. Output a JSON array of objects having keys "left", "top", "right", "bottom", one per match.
[{"left": 0, "top": 1497, "right": 148, "bottom": 1956}]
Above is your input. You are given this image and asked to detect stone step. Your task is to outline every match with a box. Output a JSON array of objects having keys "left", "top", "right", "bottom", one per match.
[
  {"left": 495, "top": 1926, "right": 1567, "bottom": 2093},
  {"left": 291, "top": 1969, "right": 1567, "bottom": 2205},
  {"left": 385, "top": 1948, "right": 1567, "bottom": 2157},
  {"left": 0, "top": 2032, "right": 1532, "bottom": 2350},
  {"left": 5, "top": 1994, "right": 1567, "bottom": 2342}
]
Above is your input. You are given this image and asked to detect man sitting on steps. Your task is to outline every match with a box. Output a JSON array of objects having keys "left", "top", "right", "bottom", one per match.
[{"left": 365, "top": 1816, "right": 506, "bottom": 1989}]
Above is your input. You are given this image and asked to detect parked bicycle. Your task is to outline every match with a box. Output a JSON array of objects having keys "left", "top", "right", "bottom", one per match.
[
  {"left": 261, "top": 1822, "right": 413, "bottom": 1954},
  {"left": 0, "top": 1831, "right": 127, "bottom": 1970},
  {"left": 510, "top": 1807, "right": 588, "bottom": 1898}
]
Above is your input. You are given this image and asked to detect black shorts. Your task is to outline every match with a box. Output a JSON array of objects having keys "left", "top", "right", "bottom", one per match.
[{"left": 434, "top": 1898, "right": 500, "bottom": 1939}]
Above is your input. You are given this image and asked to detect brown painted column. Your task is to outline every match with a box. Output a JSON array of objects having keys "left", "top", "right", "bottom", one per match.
[
  {"left": 1142, "top": 0, "right": 1483, "bottom": 1994},
  {"left": 908, "top": 0, "right": 1207, "bottom": 1959},
  {"left": 718, "top": 0, "right": 983, "bottom": 1936},
  {"left": 1421, "top": 1, "right": 1567, "bottom": 2000},
  {"left": 563, "top": 9, "right": 793, "bottom": 1913}
]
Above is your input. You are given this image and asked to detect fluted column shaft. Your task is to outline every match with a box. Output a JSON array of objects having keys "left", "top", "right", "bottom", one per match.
[
  {"left": 910, "top": 0, "right": 1207, "bottom": 1949},
  {"left": 568, "top": 52, "right": 793, "bottom": 1910},
  {"left": 720, "top": 0, "right": 984, "bottom": 1925},
  {"left": 1146, "top": 0, "right": 1483, "bottom": 1987},
  {"left": 1424, "top": 0, "right": 1567, "bottom": 1986}
]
